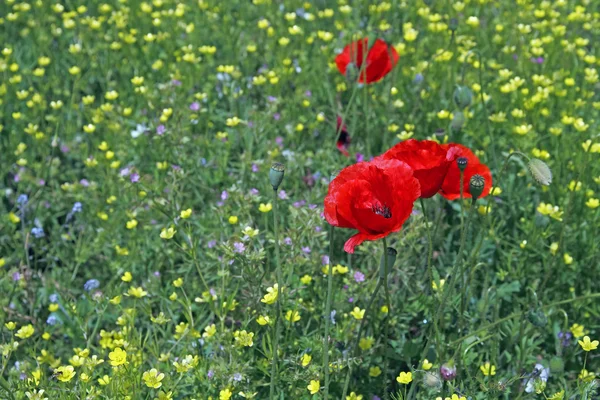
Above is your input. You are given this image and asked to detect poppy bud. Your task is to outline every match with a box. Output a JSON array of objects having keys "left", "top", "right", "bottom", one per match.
[
  {"left": 379, "top": 247, "right": 397, "bottom": 279},
  {"left": 526, "top": 308, "right": 548, "bottom": 327},
  {"left": 457, "top": 157, "right": 468, "bottom": 172},
  {"left": 345, "top": 62, "right": 359, "bottom": 82},
  {"left": 469, "top": 174, "right": 485, "bottom": 200},
  {"left": 449, "top": 17, "right": 459, "bottom": 32},
  {"left": 450, "top": 111, "right": 465, "bottom": 132},
  {"left": 269, "top": 163, "right": 285, "bottom": 190},
  {"left": 528, "top": 158, "right": 552, "bottom": 186},
  {"left": 440, "top": 361, "right": 456, "bottom": 381},
  {"left": 453, "top": 86, "right": 473, "bottom": 109}
]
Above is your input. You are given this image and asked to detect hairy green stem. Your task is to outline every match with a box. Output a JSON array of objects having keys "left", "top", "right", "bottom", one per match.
[
  {"left": 322, "top": 224, "right": 335, "bottom": 400},
  {"left": 269, "top": 188, "right": 283, "bottom": 400},
  {"left": 382, "top": 238, "right": 391, "bottom": 400},
  {"left": 341, "top": 276, "right": 384, "bottom": 400}
]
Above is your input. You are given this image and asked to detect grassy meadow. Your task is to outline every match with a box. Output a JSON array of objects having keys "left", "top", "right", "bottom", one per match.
[{"left": 1, "top": 0, "right": 600, "bottom": 399}]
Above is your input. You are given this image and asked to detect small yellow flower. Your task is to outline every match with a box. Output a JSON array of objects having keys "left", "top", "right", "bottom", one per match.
[
  {"left": 300, "top": 274, "right": 312, "bottom": 285},
  {"left": 261, "top": 284, "right": 281, "bottom": 305},
  {"left": 480, "top": 362, "right": 496, "bottom": 376},
  {"left": 548, "top": 390, "right": 565, "bottom": 400},
  {"left": 259, "top": 203, "right": 272, "bottom": 213},
  {"left": 220, "top": 388, "right": 233, "bottom": 400},
  {"left": 228, "top": 216, "right": 238, "bottom": 224},
  {"left": 142, "top": 368, "right": 165, "bottom": 389},
  {"left": 359, "top": 337, "right": 374, "bottom": 351},
  {"left": 108, "top": 347, "right": 127, "bottom": 367},
  {"left": 98, "top": 375, "right": 110, "bottom": 385},
  {"left": 285, "top": 310, "right": 301, "bottom": 323},
  {"left": 301, "top": 353, "right": 312, "bottom": 367},
  {"left": 180, "top": 208, "right": 192, "bottom": 219},
  {"left": 128, "top": 286, "right": 148, "bottom": 298},
  {"left": 578, "top": 336, "right": 599, "bottom": 352},
  {"left": 346, "top": 393, "right": 363, "bottom": 400},
  {"left": 432, "top": 279, "right": 445, "bottom": 291},
  {"left": 173, "top": 278, "right": 184, "bottom": 288},
  {"left": 396, "top": 371, "right": 413, "bottom": 384},
  {"left": 15, "top": 324, "right": 35, "bottom": 339},
  {"left": 121, "top": 272, "right": 132, "bottom": 282},
  {"left": 422, "top": 359, "right": 433, "bottom": 370},
  {"left": 563, "top": 253, "right": 573, "bottom": 265},
  {"left": 256, "top": 315, "right": 270, "bottom": 326},
  {"left": 5, "top": 322, "right": 16, "bottom": 330},
  {"left": 8, "top": 212, "right": 21, "bottom": 224},
  {"left": 550, "top": 242, "right": 559, "bottom": 255},
  {"left": 307, "top": 380, "right": 320, "bottom": 394},
  {"left": 586, "top": 198, "right": 599, "bottom": 209},
  {"left": 369, "top": 366, "right": 382, "bottom": 377},
  {"left": 234, "top": 330, "right": 254, "bottom": 347},
  {"left": 160, "top": 227, "right": 176, "bottom": 239},
  {"left": 126, "top": 219, "right": 138, "bottom": 229},
  {"left": 55, "top": 365, "right": 76, "bottom": 382},
  {"left": 350, "top": 307, "right": 365, "bottom": 320}
]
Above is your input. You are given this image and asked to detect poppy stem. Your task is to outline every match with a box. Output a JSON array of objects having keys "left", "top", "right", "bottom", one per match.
[
  {"left": 269, "top": 188, "right": 283, "bottom": 400},
  {"left": 322, "top": 224, "right": 335, "bottom": 400},
  {"left": 419, "top": 198, "right": 434, "bottom": 293},
  {"left": 382, "top": 237, "right": 392, "bottom": 400},
  {"left": 341, "top": 273, "right": 384, "bottom": 400}
]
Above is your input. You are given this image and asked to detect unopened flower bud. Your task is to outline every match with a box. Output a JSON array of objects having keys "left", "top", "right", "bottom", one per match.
[
  {"left": 457, "top": 157, "right": 468, "bottom": 172},
  {"left": 345, "top": 63, "right": 359, "bottom": 82},
  {"left": 379, "top": 247, "right": 397, "bottom": 279},
  {"left": 453, "top": 86, "right": 473, "bottom": 109},
  {"left": 440, "top": 361, "right": 456, "bottom": 381},
  {"left": 469, "top": 174, "right": 485, "bottom": 199},
  {"left": 526, "top": 308, "right": 548, "bottom": 327},
  {"left": 449, "top": 18, "right": 459, "bottom": 32},
  {"left": 269, "top": 163, "right": 285, "bottom": 190},
  {"left": 450, "top": 111, "right": 465, "bottom": 132},
  {"left": 528, "top": 158, "right": 552, "bottom": 186}
]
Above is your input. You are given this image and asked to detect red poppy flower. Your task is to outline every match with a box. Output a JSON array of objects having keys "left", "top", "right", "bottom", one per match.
[
  {"left": 379, "top": 139, "right": 461, "bottom": 198},
  {"left": 439, "top": 144, "right": 493, "bottom": 200},
  {"left": 324, "top": 158, "right": 420, "bottom": 253},
  {"left": 335, "top": 38, "right": 399, "bottom": 84},
  {"left": 336, "top": 116, "right": 351, "bottom": 157}
]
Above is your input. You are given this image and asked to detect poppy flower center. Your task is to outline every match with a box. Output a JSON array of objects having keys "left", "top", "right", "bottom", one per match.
[{"left": 372, "top": 203, "right": 392, "bottom": 219}]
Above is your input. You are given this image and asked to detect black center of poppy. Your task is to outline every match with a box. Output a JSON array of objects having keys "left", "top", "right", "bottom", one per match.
[{"left": 372, "top": 204, "right": 392, "bottom": 219}]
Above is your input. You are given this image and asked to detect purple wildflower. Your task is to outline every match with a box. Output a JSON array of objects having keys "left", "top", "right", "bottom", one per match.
[
  {"left": 189, "top": 102, "right": 200, "bottom": 111},
  {"left": 354, "top": 271, "right": 365, "bottom": 283},
  {"left": 156, "top": 125, "right": 166, "bottom": 135},
  {"left": 234, "top": 242, "right": 245, "bottom": 253}
]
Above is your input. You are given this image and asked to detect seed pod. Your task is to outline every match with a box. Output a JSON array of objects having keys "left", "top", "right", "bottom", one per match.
[
  {"left": 453, "top": 86, "right": 473, "bottom": 109},
  {"left": 528, "top": 158, "right": 552, "bottom": 186},
  {"left": 379, "top": 247, "right": 397, "bottom": 279},
  {"left": 469, "top": 174, "right": 486, "bottom": 199},
  {"left": 269, "top": 163, "right": 285, "bottom": 190},
  {"left": 457, "top": 157, "right": 468, "bottom": 172}
]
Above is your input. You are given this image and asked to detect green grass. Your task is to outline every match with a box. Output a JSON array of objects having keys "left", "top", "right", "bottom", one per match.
[{"left": 1, "top": 0, "right": 600, "bottom": 399}]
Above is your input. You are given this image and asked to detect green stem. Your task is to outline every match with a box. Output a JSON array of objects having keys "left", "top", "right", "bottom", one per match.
[
  {"left": 419, "top": 198, "right": 434, "bottom": 286},
  {"left": 269, "top": 189, "right": 283, "bottom": 400},
  {"left": 323, "top": 224, "right": 335, "bottom": 400},
  {"left": 382, "top": 238, "right": 392, "bottom": 400},
  {"left": 341, "top": 278, "right": 384, "bottom": 400}
]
